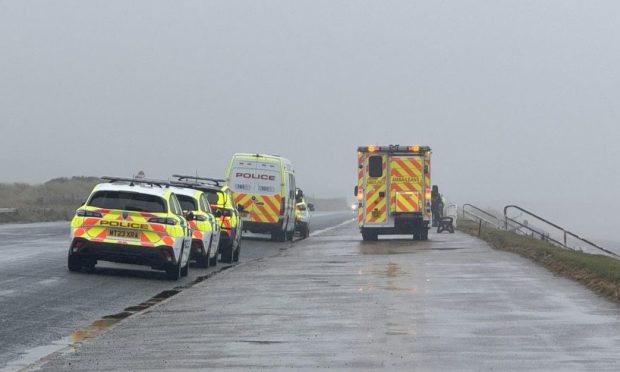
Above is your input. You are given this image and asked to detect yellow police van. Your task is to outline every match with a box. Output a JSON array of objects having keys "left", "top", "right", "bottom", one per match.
[{"left": 225, "top": 153, "right": 297, "bottom": 242}]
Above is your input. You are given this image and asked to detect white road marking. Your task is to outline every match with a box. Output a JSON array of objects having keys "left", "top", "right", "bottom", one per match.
[{"left": 309, "top": 219, "right": 354, "bottom": 237}]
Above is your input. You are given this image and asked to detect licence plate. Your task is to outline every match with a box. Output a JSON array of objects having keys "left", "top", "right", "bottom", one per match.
[{"left": 108, "top": 228, "right": 140, "bottom": 239}]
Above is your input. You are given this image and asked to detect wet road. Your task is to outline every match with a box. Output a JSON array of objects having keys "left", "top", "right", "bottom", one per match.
[
  {"left": 0, "top": 211, "right": 353, "bottom": 370},
  {"left": 28, "top": 222, "right": 620, "bottom": 371}
]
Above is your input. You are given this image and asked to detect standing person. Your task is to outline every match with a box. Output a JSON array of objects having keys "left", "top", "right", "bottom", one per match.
[{"left": 431, "top": 185, "right": 443, "bottom": 227}]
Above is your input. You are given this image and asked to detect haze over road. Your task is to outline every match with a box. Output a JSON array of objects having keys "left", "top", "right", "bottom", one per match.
[{"left": 2, "top": 1, "right": 620, "bottom": 241}]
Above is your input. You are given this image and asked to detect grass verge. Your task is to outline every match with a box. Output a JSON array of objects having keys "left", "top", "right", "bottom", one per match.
[{"left": 459, "top": 220, "right": 620, "bottom": 304}]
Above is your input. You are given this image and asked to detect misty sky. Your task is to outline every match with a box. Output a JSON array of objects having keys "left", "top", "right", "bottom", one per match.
[{"left": 1, "top": 1, "right": 620, "bottom": 239}]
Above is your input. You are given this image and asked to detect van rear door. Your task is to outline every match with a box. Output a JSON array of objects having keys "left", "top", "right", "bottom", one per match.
[
  {"left": 389, "top": 156, "right": 424, "bottom": 214},
  {"left": 229, "top": 158, "right": 282, "bottom": 224},
  {"left": 363, "top": 153, "right": 388, "bottom": 224}
]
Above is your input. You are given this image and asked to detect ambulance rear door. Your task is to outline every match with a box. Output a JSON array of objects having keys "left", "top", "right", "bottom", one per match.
[{"left": 363, "top": 153, "right": 388, "bottom": 225}]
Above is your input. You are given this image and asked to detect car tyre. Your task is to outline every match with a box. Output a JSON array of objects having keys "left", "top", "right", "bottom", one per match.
[
  {"left": 221, "top": 243, "right": 234, "bottom": 263},
  {"left": 166, "top": 250, "right": 183, "bottom": 280},
  {"left": 233, "top": 242, "right": 240, "bottom": 262},
  {"left": 68, "top": 254, "right": 82, "bottom": 272},
  {"left": 209, "top": 246, "right": 218, "bottom": 267}
]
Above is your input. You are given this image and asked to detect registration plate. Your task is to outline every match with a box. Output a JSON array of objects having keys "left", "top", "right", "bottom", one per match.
[{"left": 108, "top": 228, "right": 140, "bottom": 239}]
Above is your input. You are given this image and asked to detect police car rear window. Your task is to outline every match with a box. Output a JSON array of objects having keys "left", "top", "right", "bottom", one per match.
[
  {"left": 176, "top": 194, "right": 198, "bottom": 212},
  {"left": 88, "top": 191, "right": 167, "bottom": 213}
]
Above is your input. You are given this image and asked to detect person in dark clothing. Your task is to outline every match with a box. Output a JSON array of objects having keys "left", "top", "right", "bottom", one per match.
[{"left": 431, "top": 185, "right": 443, "bottom": 227}]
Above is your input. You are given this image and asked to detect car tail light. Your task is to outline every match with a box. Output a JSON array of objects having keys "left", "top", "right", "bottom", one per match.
[
  {"left": 71, "top": 239, "right": 85, "bottom": 252},
  {"left": 148, "top": 217, "right": 177, "bottom": 226},
  {"left": 279, "top": 197, "right": 285, "bottom": 215},
  {"left": 76, "top": 209, "right": 102, "bottom": 218},
  {"left": 159, "top": 248, "right": 173, "bottom": 261}
]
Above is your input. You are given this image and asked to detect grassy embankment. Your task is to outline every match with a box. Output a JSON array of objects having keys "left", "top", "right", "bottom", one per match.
[
  {"left": 459, "top": 219, "right": 620, "bottom": 304},
  {"left": 0, "top": 177, "right": 99, "bottom": 223}
]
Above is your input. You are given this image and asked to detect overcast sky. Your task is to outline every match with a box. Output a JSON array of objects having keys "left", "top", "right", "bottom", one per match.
[{"left": 1, "top": 1, "right": 619, "bottom": 239}]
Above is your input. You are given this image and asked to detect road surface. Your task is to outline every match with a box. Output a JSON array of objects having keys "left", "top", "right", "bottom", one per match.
[
  {"left": 0, "top": 211, "right": 353, "bottom": 371},
  {"left": 21, "top": 221, "right": 620, "bottom": 371}
]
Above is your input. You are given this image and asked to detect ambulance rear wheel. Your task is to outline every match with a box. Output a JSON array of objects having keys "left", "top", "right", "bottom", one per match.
[{"left": 362, "top": 230, "right": 378, "bottom": 241}]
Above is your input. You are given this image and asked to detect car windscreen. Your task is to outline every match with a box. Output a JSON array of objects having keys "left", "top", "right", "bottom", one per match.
[
  {"left": 176, "top": 194, "right": 198, "bottom": 212},
  {"left": 88, "top": 191, "right": 167, "bottom": 213}
]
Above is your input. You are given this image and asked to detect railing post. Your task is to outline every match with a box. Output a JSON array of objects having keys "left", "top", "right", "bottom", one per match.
[{"left": 563, "top": 230, "right": 567, "bottom": 248}]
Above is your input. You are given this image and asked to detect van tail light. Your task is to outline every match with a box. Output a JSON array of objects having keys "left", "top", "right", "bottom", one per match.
[
  {"left": 279, "top": 197, "right": 286, "bottom": 215},
  {"left": 425, "top": 188, "right": 431, "bottom": 200}
]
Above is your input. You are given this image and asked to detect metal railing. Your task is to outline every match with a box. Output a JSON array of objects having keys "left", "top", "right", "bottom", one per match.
[
  {"left": 504, "top": 205, "right": 620, "bottom": 259},
  {"left": 462, "top": 204, "right": 503, "bottom": 229}
]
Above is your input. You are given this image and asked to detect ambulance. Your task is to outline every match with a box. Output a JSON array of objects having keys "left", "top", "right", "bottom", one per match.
[
  {"left": 226, "top": 153, "right": 296, "bottom": 242},
  {"left": 355, "top": 145, "right": 432, "bottom": 241}
]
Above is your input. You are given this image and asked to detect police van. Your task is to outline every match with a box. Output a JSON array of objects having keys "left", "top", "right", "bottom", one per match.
[{"left": 225, "top": 153, "right": 296, "bottom": 241}]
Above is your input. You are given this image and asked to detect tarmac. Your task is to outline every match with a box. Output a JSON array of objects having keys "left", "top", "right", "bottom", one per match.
[{"left": 28, "top": 222, "right": 620, "bottom": 371}]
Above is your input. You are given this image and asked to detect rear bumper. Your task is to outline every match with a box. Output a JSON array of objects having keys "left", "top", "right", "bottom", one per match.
[
  {"left": 242, "top": 220, "right": 283, "bottom": 234},
  {"left": 361, "top": 213, "right": 429, "bottom": 235},
  {"left": 69, "top": 238, "right": 176, "bottom": 270}
]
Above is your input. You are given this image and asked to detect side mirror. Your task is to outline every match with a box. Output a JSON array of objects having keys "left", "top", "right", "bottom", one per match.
[
  {"left": 186, "top": 211, "right": 195, "bottom": 221},
  {"left": 307, "top": 203, "right": 315, "bottom": 211},
  {"left": 353, "top": 186, "right": 358, "bottom": 197},
  {"left": 237, "top": 204, "right": 244, "bottom": 212},
  {"left": 213, "top": 209, "right": 222, "bottom": 218}
]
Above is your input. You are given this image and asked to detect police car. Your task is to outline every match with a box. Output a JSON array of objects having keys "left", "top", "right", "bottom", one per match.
[
  {"left": 294, "top": 188, "right": 311, "bottom": 238},
  {"left": 170, "top": 185, "right": 221, "bottom": 268},
  {"left": 173, "top": 175, "right": 243, "bottom": 263},
  {"left": 68, "top": 177, "right": 192, "bottom": 280}
]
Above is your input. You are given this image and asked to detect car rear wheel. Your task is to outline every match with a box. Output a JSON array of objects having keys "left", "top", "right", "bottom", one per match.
[
  {"left": 166, "top": 250, "right": 183, "bottom": 280},
  {"left": 68, "top": 254, "right": 82, "bottom": 272},
  {"left": 181, "top": 256, "right": 189, "bottom": 277},
  {"left": 233, "top": 242, "right": 240, "bottom": 262},
  {"left": 220, "top": 243, "right": 234, "bottom": 263},
  {"left": 209, "top": 247, "right": 218, "bottom": 267}
]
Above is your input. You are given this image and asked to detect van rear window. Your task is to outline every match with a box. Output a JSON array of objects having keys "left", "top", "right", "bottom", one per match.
[
  {"left": 88, "top": 191, "right": 167, "bottom": 213},
  {"left": 369, "top": 156, "right": 383, "bottom": 178}
]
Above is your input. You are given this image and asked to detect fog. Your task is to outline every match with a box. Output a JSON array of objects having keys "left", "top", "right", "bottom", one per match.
[{"left": 1, "top": 1, "right": 619, "bottom": 240}]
